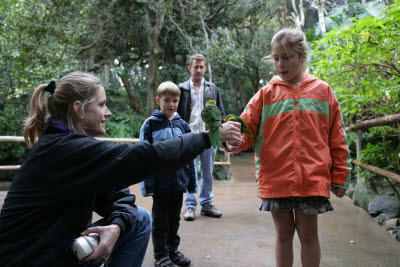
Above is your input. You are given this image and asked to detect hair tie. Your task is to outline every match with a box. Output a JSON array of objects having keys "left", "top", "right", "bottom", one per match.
[{"left": 45, "top": 81, "right": 56, "bottom": 95}]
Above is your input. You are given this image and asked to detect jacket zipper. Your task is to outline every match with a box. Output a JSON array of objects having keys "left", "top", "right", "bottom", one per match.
[
  {"left": 294, "top": 90, "right": 301, "bottom": 195},
  {"left": 169, "top": 120, "right": 175, "bottom": 137}
]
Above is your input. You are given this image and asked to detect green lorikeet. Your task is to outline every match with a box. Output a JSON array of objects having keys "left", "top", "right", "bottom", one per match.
[
  {"left": 201, "top": 99, "right": 222, "bottom": 149},
  {"left": 225, "top": 114, "right": 256, "bottom": 141}
]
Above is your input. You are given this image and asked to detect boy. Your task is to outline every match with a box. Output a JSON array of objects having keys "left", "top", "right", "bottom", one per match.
[{"left": 139, "top": 81, "right": 194, "bottom": 267}]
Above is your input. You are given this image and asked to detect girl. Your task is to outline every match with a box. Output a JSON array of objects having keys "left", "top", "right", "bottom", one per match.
[
  {"left": 227, "top": 28, "right": 351, "bottom": 267},
  {"left": 0, "top": 72, "right": 241, "bottom": 267}
]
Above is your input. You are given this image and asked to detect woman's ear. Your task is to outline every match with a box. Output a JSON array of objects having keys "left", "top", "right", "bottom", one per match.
[{"left": 72, "top": 101, "right": 84, "bottom": 119}]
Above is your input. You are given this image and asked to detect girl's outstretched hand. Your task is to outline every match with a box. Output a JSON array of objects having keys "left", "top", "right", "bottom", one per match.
[
  {"left": 219, "top": 121, "right": 241, "bottom": 143},
  {"left": 331, "top": 186, "right": 346, "bottom": 198}
]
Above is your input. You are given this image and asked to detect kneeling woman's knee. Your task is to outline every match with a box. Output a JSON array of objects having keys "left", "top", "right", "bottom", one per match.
[
  {"left": 135, "top": 206, "right": 152, "bottom": 233},
  {"left": 123, "top": 206, "right": 152, "bottom": 240}
]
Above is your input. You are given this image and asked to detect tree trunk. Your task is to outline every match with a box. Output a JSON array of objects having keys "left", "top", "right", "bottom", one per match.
[
  {"left": 282, "top": 0, "right": 288, "bottom": 27},
  {"left": 145, "top": 4, "right": 165, "bottom": 116},
  {"left": 200, "top": 14, "right": 212, "bottom": 83},
  {"left": 102, "top": 63, "right": 110, "bottom": 90},
  {"left": 291, "top": 0, "right": 304, "bottom": 29},
  {"left": 118, "top": 73, "right": 142, "bottom": 113},
  {"left": 317, "top": 0, "right": 326, "bottom": 35}
]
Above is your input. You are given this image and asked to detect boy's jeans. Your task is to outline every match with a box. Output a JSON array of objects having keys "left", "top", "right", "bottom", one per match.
[
  {"left": 184, "top": 147, "right": 216, "bottom": 209},
  {"left": 84, "top": 206, "right": 151, "bottom": 267}
]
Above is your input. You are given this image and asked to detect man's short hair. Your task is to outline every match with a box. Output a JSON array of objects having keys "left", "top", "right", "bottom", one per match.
[
  {"left": 157, "top": 81, "right": 181, "bottom": 98},
  {"left": 190, "top": 53, "right": 207, "bottom": 66}
]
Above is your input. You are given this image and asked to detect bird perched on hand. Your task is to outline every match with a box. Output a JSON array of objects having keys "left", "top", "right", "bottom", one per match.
[
  {"left": 201, "top": 99, "right": 222, "bottom": 149},
  {"left": 225, "top": 114, "right": 255, "bottom": 141}
]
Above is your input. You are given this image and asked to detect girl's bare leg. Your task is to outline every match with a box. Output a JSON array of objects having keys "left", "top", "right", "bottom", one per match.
[
  {"left": 271, "top": 210, "right": 296, "bottom": 267},
  {"left": 295, "top": 211, "right": 320, "bottom": 267}
]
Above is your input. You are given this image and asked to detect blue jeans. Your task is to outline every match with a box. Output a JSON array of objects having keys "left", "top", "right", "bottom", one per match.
[
  {"left": 84, "top": 206, "right": 151, "bottom": 267},
  {"left": 184, "top": 147, "right": 216, "bottom": 209}
]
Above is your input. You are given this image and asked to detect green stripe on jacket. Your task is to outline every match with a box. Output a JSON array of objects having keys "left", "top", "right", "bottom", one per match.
[{"left": 252, "top": 98, "right": 329, "bottom": 179}]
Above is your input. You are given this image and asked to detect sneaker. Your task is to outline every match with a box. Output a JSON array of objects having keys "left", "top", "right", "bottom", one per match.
[
  {"left": 200, "top": 204, "right": 222, "bottom": 218},
  {"left": 183, "top": 208, "right": 195, "bottom": 221},
  {"left": 170, "top": 250, "right": 191, "bottom": 266},
  {"left": 154, "top": 256, "right": 176, "bottom": 267}
]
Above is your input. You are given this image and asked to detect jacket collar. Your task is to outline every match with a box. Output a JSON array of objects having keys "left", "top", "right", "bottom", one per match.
[
  {"left": 181, "top": 78, "right": 211, "bottom": 91},
  {"left": 151, "top": 109, "right": 181, "bottom": 121},
  {"left": 269, "top": 73, "right": 317, "bottom": 89}
]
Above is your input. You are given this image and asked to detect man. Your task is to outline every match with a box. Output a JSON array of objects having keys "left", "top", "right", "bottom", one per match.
[{"left": 177, "top": 54, "right": 225, "bottom": 221}]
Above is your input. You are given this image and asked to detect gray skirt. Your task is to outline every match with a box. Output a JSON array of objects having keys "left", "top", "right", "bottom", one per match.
[{"left": 259, "top": 196, "right": 333, "bottom": 214}]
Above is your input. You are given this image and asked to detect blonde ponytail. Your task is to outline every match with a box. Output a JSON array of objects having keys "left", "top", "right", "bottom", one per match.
[
  {"left": 23, "top": 72, "right": 102, "bottom": 148},
  {"left": 23, "top": 84, "right": 49, "bottom": 148}
]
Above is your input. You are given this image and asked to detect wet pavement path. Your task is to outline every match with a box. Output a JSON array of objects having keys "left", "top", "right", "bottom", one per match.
[
  {"left": 131, "top": 154, "right": 400, "bottom": 267},
  {"left": 0, "top": 154, "right": 399, "bottom": 266}
]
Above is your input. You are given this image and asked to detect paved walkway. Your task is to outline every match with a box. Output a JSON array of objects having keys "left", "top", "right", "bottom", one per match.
[
  {"left": 131, "top": 154, "right": 400, "bottom": 267},
  {"left": 1, "top": 154, "right": 399, "bottom": 266}
]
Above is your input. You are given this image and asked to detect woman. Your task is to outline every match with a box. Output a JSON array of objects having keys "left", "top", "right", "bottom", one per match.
[{"left": 0, "top": 71, "right": 241, "bottom": 266}]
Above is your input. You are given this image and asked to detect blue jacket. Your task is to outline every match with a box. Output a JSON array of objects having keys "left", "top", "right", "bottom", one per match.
[{"left": 139, "top": 110, "right": 197, "bottom": 195}]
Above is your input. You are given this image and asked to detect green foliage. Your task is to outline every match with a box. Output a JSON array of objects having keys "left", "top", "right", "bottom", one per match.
[
  {"left": 1, "top": 0, "right": 397, "bottom": 191},
  {"left": 314, "top": 1, "right": 385, "bottom": 36},
  {"left": 0, "top": 100, "right": 28, "bottom": 181},
  {"left": 311, "top": 1, "right": 400, "bottom": 192},
  {"left": 312, "top": 1, "right": 400, "bottom": 120},
  {"left": 359, "top": 126, "right": 399, "bottom": 175},
  {"left": 105, "top": 112, "right": 146, "bottom": 138},
  {"left": 213, "top": 152, "right": 230, "bottom": 180}
]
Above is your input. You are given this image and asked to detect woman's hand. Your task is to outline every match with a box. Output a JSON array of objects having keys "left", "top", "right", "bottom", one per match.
[
  {"left": 331, "top": 186, "right": 346, "bottom": 198},
  {"left": 81, "top": 224, "right": 121, "bottom": 263},
  {"left": 219, "top": 121, "right": 241, "bottom": 143}
]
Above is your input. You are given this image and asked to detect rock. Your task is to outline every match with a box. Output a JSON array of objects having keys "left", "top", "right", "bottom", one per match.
[
  {"left": 368, "top": 195, "right": 400, "bottom": 217},
  {"left": 375, "top": 213, "right": 394, "bottom": 226},
  {"left": 388, "top": 230, "right": 394, "bottom": 237},
  {"left": 383, "top": 218, "right": 399, "bottom": 231},
  {"left": 346, "top": 183, "right": 355, "bottom": 199},
  {"left": 392, "top": 226, "right": 400, "bottom": 234},
  {"left": 352, "top": 184, "right": 375, "bottom": 212},
  {"left": 396, "top": 231, "right": 400, "bottom": 243}
]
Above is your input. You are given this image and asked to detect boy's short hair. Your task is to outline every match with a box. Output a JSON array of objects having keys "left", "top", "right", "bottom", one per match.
[
  {"left": 189, "top": 53, "right": 206, "bottom": 66},
  {"left": 157, "top": 81, "right": 181, "bottom": 98}
]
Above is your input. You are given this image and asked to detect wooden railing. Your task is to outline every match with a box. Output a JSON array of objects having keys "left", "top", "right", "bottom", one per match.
[
  {"left": 0, "top": 136, "right": 231, "bottom": 171},
  {"left": 345, "top": 114, "right": 400, "bottom": 184},
  {"left": 3, "top": 113, "right": 399, "bottom": 182}
]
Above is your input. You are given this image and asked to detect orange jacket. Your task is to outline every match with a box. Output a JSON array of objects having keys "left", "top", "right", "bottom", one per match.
[{"left": 238, "top": 73, "right": 351, "bottom": 198}]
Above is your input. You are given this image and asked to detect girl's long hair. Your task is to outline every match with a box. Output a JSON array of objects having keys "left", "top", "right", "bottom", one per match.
[{"left": 24, "top": 72, "right": 102, "bottom": 147}]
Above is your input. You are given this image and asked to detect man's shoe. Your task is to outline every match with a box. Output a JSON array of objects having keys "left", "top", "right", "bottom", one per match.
[
  {"left": 154, "top": 256, "right": 176, "bottom": 267},
  {"left": 200, "top": 204, "right": 222, "bottom": 218},
  {"left": 170, "top": 250, "right": 191, "bottom": 266},
  {"left": 183, "top": 208, "right": 195, "bottom": 221}
]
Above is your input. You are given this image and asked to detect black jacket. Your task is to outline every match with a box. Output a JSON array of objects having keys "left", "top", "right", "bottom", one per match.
[
  {"left": 0, "top": 127, "right": 210, "bottom": 266},
  {"left": 177, "top": 79, "right": 225, "bottom": 124}
]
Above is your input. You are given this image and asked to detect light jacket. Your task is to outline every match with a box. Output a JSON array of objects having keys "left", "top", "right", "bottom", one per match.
[
  {"left": 237, "top": 73, "right": 352, "bottom": 199},
  {"left": 139, "top": 110, "right": 196, "bottom": 195}
]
